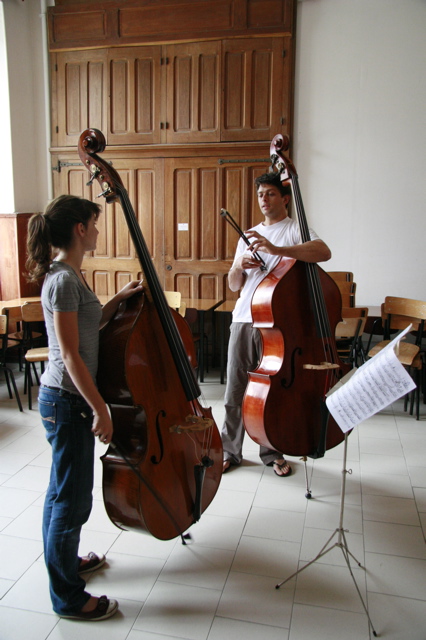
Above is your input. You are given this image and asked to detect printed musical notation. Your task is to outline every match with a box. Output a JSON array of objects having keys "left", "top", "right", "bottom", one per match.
[{"left": 326, "top": 325, "right": 417, "bottom": 433}]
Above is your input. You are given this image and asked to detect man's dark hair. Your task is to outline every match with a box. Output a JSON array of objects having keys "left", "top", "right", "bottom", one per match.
[{"left": 254, "top": 172, "right": 292, "bottom": 198}]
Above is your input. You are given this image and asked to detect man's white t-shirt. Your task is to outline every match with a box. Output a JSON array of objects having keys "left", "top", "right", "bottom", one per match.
[{"left": 231, "top": 216, "right": 320, "bottom": 323}]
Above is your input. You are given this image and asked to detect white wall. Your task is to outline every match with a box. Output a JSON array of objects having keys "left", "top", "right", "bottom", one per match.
[
  {"left": 1, "top": 0, "right": 52, "bottom": 213},
  {"left": 0, "top": 3, "right": 14, "bottom": 213},
  {"left": 294, "top": 0, "right": 426, "bottom": 305}
]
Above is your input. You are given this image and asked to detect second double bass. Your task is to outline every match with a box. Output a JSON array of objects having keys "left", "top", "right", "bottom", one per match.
[{"left": 242, "top": 135, "right": 350, "bottom": 458}]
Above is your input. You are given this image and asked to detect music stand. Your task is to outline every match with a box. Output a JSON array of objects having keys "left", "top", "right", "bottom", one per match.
[{"left": 275, "top": 432, "right": 378, "bottom": 638}]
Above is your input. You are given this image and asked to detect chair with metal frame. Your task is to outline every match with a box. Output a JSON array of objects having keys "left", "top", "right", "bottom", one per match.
[
  {"left": 164, "top": 291, "right": 186, "bottom": 317},
  {"left": 183, "top": 306, "right": 209, "bottom": 379},
  {"left": 334, "top": 281, "right": 357, "bottom": 308},
  {"left": 367, "top": 296, "right": 426, "bottom": 420},
  {"left": 21, "top": 303, "right": 49, "bottom": 410},
  {"left": 335, "top": 307, "right": 368, "bottom": 367},
  {"left": 328, "top": 271, "right": 354, "bottom": 282},
  {"left": 0, "top": 314, "right": 23, "bottom": 411},
  {"left": 7, "top": 307, "right": 43, "bottom": 371}
]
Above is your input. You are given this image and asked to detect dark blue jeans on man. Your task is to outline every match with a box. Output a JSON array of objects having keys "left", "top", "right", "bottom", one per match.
[{"left": 38, "top": 385, "right": 95, "bottom": 615}]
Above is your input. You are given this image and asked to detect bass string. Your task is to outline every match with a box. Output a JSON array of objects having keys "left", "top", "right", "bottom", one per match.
[
  {"left": 118, "top": 185, "right": 216, "bottom": 457},
  {"left": 291, "top": 178, "right": 341, "bottom": 396},
  {"left": 291, "top": 180, "right": 332, "bottom": 351},
  {"left": 118, "top": 185, "right": 200, "bottom": 402}
]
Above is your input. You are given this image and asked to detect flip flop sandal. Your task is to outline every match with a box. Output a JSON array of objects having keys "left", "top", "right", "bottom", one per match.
[{"left": 272, "top": 460, "right": 292, "bottom": 477}]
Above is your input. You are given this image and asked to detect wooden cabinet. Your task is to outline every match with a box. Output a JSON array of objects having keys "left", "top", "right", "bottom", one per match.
[
  {"left": 222, "top": 37, "right": 291, "bottom": 142},
  {"left": 48, "top": 0, "right": 295, "bottom": 51},
  {"left": 53, "top": 154, "right": 165, "bottom": 296},
  {"left": 163, "top": 153, "right": 271, "bottom": 299},
  {"left": 53, "top": 49, "right": 107, "bottom": 148},
  {"left": 108, "top": 46, "right": 162, "bottom": 145},
  {"left": 47, "top": 0, "right": 296, "bottom": 301},
  {"left": 52, "top": 37, "right": 290, "bottom": 147},
  {"left": 165, "top": 41, "right": 221, "bottom": 144},
  {"left": 51, "top": 146, "right": 269, "bottom": 301}
]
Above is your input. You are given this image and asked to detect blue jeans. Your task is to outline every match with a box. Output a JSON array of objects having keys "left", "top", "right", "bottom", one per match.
[{"left": 38, "top": 386, "right": 95, "bottom": 615}]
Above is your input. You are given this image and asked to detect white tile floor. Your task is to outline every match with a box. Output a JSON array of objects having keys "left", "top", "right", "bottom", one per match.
[{"left": 0, "top": 366, "right": 425, "bottom": 640}]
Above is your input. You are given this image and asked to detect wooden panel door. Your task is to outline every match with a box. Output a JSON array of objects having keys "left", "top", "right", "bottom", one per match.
[
  {"left": 54, "top": 49, "right": 107, "bottom": 147},
  {"left": 108, "top": 46, "right": 162, "bottom": 145},
  {"left": 163, "top": 154, "right": 270, "bottom": 301},
  {"left": 165, "top": 41, "right": 221, "bottom": 144},
  {"left": 221, "top": 37, "right": 287, "bottom": 142},
  {"left": 53, "top": 156, "right": 165, "bottom": 295}
]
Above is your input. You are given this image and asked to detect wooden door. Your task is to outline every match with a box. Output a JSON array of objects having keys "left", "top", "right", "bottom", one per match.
[
  {"left": 54, "top": 49, "right": 107, "bottom": 147},
  {"left": 165, "top": 41, "right": 221, "bottom": 144},
  {"left": 108, "top": 46, "right": 162, "bottom": 145},
  {"left": 53, "top": 156, "right": 165, "bottom": 295},
  {"left": 221, "top": 37, "right": 288, "bottom": 142},
  {"left": 163, "top": 154, "right": 270, "bottom": 301}
]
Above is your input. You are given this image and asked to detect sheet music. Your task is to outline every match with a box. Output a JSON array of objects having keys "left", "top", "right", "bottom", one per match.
[{"left": 326, "top": 325, "right": 417, "bottom": 433}]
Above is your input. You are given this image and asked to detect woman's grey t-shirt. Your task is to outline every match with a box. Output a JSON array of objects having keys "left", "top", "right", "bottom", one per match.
[{"left": 40, "top": 261, "right": 102, "bottom": 394}]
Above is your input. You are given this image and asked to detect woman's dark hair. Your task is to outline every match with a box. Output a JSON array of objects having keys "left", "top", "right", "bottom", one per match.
[
  {"left": 26, "top": 195, "right": 101, "bottom": 282},
  {"left": 254, "top": 172, "right": 292, "bottom": 198}
]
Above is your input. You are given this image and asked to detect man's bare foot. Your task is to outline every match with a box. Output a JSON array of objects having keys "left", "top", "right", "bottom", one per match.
[
  {"left": 272, "top": 459, "right": 292, "bottom": 477},
  {"left": 223, "top": 460, "right": 231, "bottom": 473}
]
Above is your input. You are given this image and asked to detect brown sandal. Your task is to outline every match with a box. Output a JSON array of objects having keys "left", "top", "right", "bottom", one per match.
[{"left": 78, "top": 552, "right": 106, "bottom": 575}]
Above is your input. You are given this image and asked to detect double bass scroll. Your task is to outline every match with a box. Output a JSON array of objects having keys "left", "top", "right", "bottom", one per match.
[
  {"left": 241, "top": 134, "right": 350, "bottom": 459},
  {"left": 78, "top": 128, "right": 222, "bottom": 540}
]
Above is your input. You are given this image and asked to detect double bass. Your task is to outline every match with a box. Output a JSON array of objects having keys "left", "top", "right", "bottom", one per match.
[
  {"left": 242, "top": 134, "right": 350, "bottom": 458},
  {"left": 78, "top": 128, "right": 222, "bottom": 541}
]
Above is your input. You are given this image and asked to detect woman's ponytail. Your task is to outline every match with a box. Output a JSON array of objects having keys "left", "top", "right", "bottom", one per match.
[{"left": 25, "top": 213, "right": 52, "bottom": 282}]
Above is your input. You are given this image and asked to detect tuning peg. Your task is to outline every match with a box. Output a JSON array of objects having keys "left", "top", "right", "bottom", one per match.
[
  {"left": 86, "top": 165, "right": 100, "bottom": 186},
  {"left": 97, "top": 185, "right": 112, "bottom": 198}
]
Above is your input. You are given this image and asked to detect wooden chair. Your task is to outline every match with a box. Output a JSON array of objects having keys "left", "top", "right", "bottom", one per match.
[
  {"left": 0, "top": 314, "right": 23, "bottom": 411},
  {"left": 364, "top": 304, "right": 386, "bottom": 355},
  {"left": 335, "top": 307, "right": 368, "bottom": 367},
  {"left": 328, "top": 271, "right": 354, "bottom": 282},
  {"left": 21, "top": 303, "right": 49, "bottom": 410},
  {"left": 7, "top": 308, "right": 43, "bottom": 371},
  {"left": 164, "top": 291, "right": 186, "bottom": 317},
  {"left": 327, "top": 272, "right": 356, "bottom": 307},
  {"left": 368, "top": 296, "right": 426, "bottom": 420},
  {"left": 184, "top": 306, "right": 209, "bottom": 378},
  {"left": 334, "top": 281, "right": 356, "bottom": 308}
]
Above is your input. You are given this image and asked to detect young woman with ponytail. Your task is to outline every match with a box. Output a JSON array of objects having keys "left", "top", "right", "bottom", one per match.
[{"left": 26, "top": 195, "right": 143, "bottom": 621}]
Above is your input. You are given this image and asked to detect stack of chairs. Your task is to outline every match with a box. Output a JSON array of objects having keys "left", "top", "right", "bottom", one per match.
[{"left": 327, "top": 271, "right": 356, "bottom": 308}]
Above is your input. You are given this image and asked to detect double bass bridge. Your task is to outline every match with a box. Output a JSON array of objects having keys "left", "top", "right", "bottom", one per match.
[
  {"left": 169, "top": 415, "right": 214, "bottom": 434},
  {"left": 303, "top": 362, "right": 340, "bottom": 370}
]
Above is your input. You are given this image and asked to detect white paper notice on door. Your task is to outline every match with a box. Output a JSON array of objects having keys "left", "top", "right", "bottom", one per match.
[{"left": 326, "top": 325, "right": 417, "bottom": 433}]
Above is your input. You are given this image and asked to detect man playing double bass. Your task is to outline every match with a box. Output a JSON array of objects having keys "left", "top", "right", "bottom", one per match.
[{"left": 221, "top": 172, "right": 332, "bottom": 476}]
